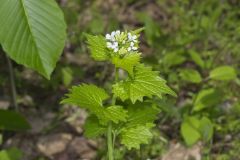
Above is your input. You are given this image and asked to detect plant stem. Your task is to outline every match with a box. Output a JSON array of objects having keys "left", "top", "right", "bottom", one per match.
[
  {"left": 107, "top": 68, "right": 119, "bottom": 160},
  {"left": 6, "top": 56, "right": 18, "bottom": 111},
  {"left": 107, "top": 122, "right": 113, "bottom": 160}
]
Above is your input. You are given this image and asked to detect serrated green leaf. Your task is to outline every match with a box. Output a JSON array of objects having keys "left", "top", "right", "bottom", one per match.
[
  {"left": 117, "top": 102, "right": 159, "bottom": 150},
  {"left": 61, "top": 84, "right": 109, "bottom": 119},
  {"left": 112, "top": 53, "right": 141, "bottom": 75},
  {"left": 84, "top": 115, "right": 106, "bottom": 138},
  {"left": 120, "top": 124, "right": 153, "bottom": 149},
  {"left": 62, "top": 84, "right": 128, "bottom": 125},
  {"left": 125, "top": 103, "right": 160, "bottom": 128},
  {"left": 193, "top": 88, "right": 222, "bottom": 112},
  {"left": 86, "top": 34, "right": 109, "bottom": 61},
  {"left": 179, "top": 69, "right": 202, "bottom": 83},
  {"left": 103, "top": 105, "right": 128, "bottom": 124},
  {"left": 0, "top": 110, "right": 31, "bottom": 131},
  {"left": 113, "top": 64, "right": 176, "bottom": 103},
  {"left": 209, "top": 66, "right": 236, "bottom": 81},
  {"left": 181, "top": 116, "right": 201, "bottom": 146},
  {"left": 0, "top": 0, "right": 66, "bottom": 79}
]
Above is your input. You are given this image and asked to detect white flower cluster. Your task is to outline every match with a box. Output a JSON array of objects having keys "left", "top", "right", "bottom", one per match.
[
  {"left": 127, "top": 33, "right": 137, "bottom": 51},
  {"left": 105, "top": 30, "right": 138, "bottom": 53},
  {"left": 106, "top": 30, "right": 121, "bottom": 52}
]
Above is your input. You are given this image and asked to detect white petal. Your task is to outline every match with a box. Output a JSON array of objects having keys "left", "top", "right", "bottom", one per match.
[
  {"left": 110, "top": 37, "right": 115, "bottom": 41},
  {"left": 132, "top": 47, "right": 137, "bottom": 50},
  {"left": 114, "top": 48, "right": 119, "bottom": 52},
  {"left": 128, "top": 33, "right": 132, "bottom": 39},
  {"left": 116, "top": 30, "right": 120, "bottom": 35},
  {"left": 105, "top": 34, "right": 111, "bottom": 40},
  {"left": 111, "top": 31, "right": 116, "bottom": 37},
  {"left": 132, "top": 35, "right": 137, "bottom": 39},
  {"left": 128, "top": 47, "right": 132, "bottom": 51},
  {"left": 130, "top": 42, "right": 134, "bottom": 46},
  {"left": 115, "top": 42, "right": 119, "bottom": 46}
]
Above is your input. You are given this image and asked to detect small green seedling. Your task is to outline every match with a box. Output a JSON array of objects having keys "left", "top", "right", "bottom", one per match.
[{"left": 61, "top": 29, "right": 176, "bottom": 160}]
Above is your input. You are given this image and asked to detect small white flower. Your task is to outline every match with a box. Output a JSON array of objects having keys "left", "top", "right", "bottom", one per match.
[
  {"left": 106, "top": 30, "right": 139, "bottom": 53},
  {"left": 111, "top": 31, "right": 116, "bottom": 37},
  {"left": 130, "top": 42, "right": 134, "bottom": 47},
  {"left": 132, "top": 35, "right": 137, "bottom": 40},
  {"left": 116, "top": 30, "right": 121, "bottom": 35},
  {"left": 105, "top": 34, "right": 111, "bottom": 40},
  {"left": 132, "top": 46, "right": 137, "bottom": 50},
  {"left": 128, "top": 33, "right": 137, "bottom": 42},
  {"left": 113, "top": 42, "right": 118, "bottom": 48},
  {"left": 114, "top": 48, "right": 119, "bottom": 52}
]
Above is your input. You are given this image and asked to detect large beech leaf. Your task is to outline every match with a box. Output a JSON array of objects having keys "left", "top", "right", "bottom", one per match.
[{"left": 0, "top": 0, "right": 66, "bottom": 79}]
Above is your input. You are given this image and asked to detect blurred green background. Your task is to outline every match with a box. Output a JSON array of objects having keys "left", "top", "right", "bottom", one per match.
[{"left": 0, "top": 0, "right": 240, "bottom": 159}]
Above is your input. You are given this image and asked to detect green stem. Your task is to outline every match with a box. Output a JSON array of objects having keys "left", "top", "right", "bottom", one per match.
[
  {"left": 107, "top": 68, "right": 119, "bottom": 160},
  {"left": 6, "top": 56, "right": 18, "bottom": 111},
  {"left": 107, "top": 122, "right": 113, "bottom": 160}
]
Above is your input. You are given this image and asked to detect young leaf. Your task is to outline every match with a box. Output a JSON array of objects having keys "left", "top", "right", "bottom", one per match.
[
  {"left": 0, "top": 148, "right": 23, "bottom": 160},
  {"left": 111, "top": 53, "right": 141, "bottom": 76},
  {"left": 61, "top": 67, "right": 73, "bottom": 87},
  {"left": 132, "top": 27, "right": 145, "bottom": 35},
  {"left": 103, "top": 105, "right": 128, "bottom": 124},
  {"left": 0, "top": 110, "right": 31, "bottom": 131},
  {"left": 113, "top": 64, "right": 176, "bottom": 103},
  {"left": 61, "top": 84, "right": 109, "bottom": 118},
  {"left": 179, "top": 69, "right": 202, "bottom": 83},
  {"left": 209, "top": 66, "right": 236, "bottom": 81},
  {"left": 120, "top": 124, "right": 153, "bottom": 150},
  {"left": 86, "top": 34, "right": 109, "bottom": 61},
  {"left": 199, "top": 117, "right": 214, "bottom": 142},
  {"left": 181, "top": 116, "right": 201, "bottom": 146},
  {"left": 193, "top": 88, "right": 222, "bottom": 112},
  {"left": 0, "top": 0, "right": 66, "bottom": 79},
  {"left": 163, "top": 53, "right": 186, "bottom": 67},
  {"left": 84, "top": 115, "right": 106, "bottom": 138},
  {"left": 189, "top": 50, "right": 204, "bottom": 68}
]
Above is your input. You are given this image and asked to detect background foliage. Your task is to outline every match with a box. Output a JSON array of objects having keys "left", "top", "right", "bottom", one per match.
[{"left": 0, "top": 0, "right": 239, "bottom": 159}]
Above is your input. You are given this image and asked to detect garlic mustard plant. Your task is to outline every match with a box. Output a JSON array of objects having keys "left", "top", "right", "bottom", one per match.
[{"left": 61, "top": 28, "right": 176, "bottom": 160}]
